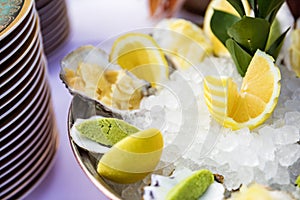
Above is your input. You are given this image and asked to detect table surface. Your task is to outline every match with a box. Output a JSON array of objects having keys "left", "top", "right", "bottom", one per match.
[
  {"left": 24, "top": 0, "right": 203, "bottom": 199},
  {"left": 24, "top": 0, "right": 159, "bottom": 199}
]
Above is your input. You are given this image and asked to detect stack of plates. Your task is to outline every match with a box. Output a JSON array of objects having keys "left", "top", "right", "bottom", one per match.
[
  {"left": 0, "top": 0, "right": 58, "bottom": 199},
  {"left": 35, "top": 0, "right": 70, "bottom": 56}
]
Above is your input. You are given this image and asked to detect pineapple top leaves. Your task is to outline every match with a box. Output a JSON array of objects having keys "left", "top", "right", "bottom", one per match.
[{"left": 211, "top": 0, "right": 289, "bottom": 77}]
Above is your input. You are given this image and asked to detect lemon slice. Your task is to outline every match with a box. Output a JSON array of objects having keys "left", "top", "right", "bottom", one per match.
[
  {"left": 109, "top": 33, "right": 168, "bottom": 85},
  {"left": 204, "top": 50, "right": 281, "bottom": 130},
  {"left": 97, "top": 128, "right": 163, "bottom": 183},
  {"left": 152, "top": 18, "right": 213, "bottom": 69},
  {"left": 229, "top": 183, "right": 294, "bottom": 200},
  {"left": 203, "top": 0, "right": 251, "bottom": 57},
  {"left": 289, "top": 29, "right": 300, "bottom": 77}
]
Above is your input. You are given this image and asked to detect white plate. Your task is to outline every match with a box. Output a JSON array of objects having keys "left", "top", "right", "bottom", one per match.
[
  {"left": 1, "top": 114, "right": 51, "bottom": 182},
  {"left": 0, "top": 0, "right": 34, "bottom": 40},
  {"left": 4, "top": 132, "right": 58, "bottom": 200},
  {"left": 1, "top": 75, "right": 48, "bottom": 140},
  {"left": 0, "top": 43, "right": 42, "bottom": 99},
  {"left": 1, "top": 81, "right": 49, "bottom": 142},
  {"left": 37, "top": 0, "right": 63, "bottom": 17},
  {"left": 1, "top": 37, "right": 40, "bottom": 88},
  {"left": 1, "top": 63, "right": 46, "bottom": 127},
  {"left": 42, "top": 9, "right": 68, "bottom": 40},
  {"left": 1, "top": 42, "right": 41, "bottom": 101},
  {"left": 1, "top": 112, "right": 51, "bottom": 173},
  {"left": 1, "top": 7, "right": 34, "bottom": 52},
  {"left": 35, "top": 0, "right": 53, "bottom": 9},
  {"left": 1, "top": 14, "right": 37, "bottom": 64},
  {"left": 1, "top": 54, "right": 43, "bottom": 114},
  {"left": 1, "top": 85, "right": 49, "bottom": 155},
  {"left": 44, "top": 21, "right": 69, "bottom": 54},
  {"left": 1, "top": 15, "right": 39, "bottom": 76},
  {"left": 1, "top": 123, "right": 53, "bottom": 195},
  {"left": 39, "top": 0, "right": 65, "bottom": 25}
]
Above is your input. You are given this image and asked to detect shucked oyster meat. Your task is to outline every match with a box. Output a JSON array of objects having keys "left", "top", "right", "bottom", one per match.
[{"left": 60, "top": 45, "right": 152, "bottom": 111}]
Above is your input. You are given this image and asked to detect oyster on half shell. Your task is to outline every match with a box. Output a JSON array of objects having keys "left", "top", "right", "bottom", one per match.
[
  {"left": 60, "top": 45, "right": 155, "bottom": 117},
  {"left": 70, "top": 116, "right": 111, "bottom": 154}
]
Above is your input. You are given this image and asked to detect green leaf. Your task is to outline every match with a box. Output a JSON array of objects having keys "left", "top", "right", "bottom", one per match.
[
  {"left": 226, "top": 0, "right": 246, "bottom": 17},
  {"left": 227, "top": 17, "right": 270, "bottom": 54},
  {"left": 266, "top": 18, "right": 281, "bottom": 50},
  {"left": 210, "top": 10, "right": 240, "bottom": 46},
  {"left": 226, "top": 39, "right": 252, "bottom": 77},
  {"left": 247, "top": 0, "right": 255, "bottom": 9},
  {"left": 257, "top": 0, "right": 285, "bottom": 19},
  {"left": 267, "top": 28, "right": 290, "bottom": 59},
  {"left": 247, "top": 0, "right": 258, "bottom": 16},
  {"left": 265, "top": 5, "right": 281, "bottom": 24}
]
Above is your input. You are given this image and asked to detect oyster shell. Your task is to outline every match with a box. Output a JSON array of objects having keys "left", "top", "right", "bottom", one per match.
[
  {"left": 143, "top": 167, "right": 225, "bottom": 200},
  {"left": 60, "top": 45, "right": 154, "bottom": 117},
  {"left": 70, "top": 116, "right": 111, "bottom": 154}
]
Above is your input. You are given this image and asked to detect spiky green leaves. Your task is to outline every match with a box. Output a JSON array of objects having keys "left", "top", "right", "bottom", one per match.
[
  {"left": 210, "top": 10, "right": 240, "bottom": 45},
  {"left": 255, "top": 0, "right": 285, "bottom": 23},
  {"left": 227, "top": 0, "right": 247, "bottom": 17},
  {"left": 210, "top": 0, "right": 289, "bottom": 77},
  {"left": 226, "top": 39, "right": 252, "bottom": 76},
  {"left": 228, "top": 17, "right": 270, "bottom": 54}
]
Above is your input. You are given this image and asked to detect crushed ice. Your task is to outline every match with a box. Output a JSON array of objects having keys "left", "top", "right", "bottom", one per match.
[{"left": 120, "top": 56, "right": 300, "bottom": 199}]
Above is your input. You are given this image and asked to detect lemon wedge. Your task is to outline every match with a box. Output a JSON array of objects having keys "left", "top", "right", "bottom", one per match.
[
  {"left": 289, "top": 29, "right": 300, "bottom": 77},
  {"left": 109, "top": 33, "right": 168, "bottom": 85},
  {"left": 152, "top": 18, "right": 213, "bottom": 69},
  {"left": 97, "top": 128, "right": 163, "bottom": 184},
  {"left": 204, "top": 50, "right": 281, "bottom": 130},
  {"left": 203, "top": 0, "right": 251, "bottom": 57},
  {"left": 229, "top": 183, "right": 294, "bottom": 200}
]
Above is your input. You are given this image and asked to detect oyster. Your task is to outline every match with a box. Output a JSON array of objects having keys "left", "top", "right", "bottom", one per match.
[
  {"left": 70, "top": 116, "right": 140, "bottom": 154},
  {"left": 70, "top": 116, "right": 111, "bottom": 154},
  {"left": 60, "top": 45, "right": 153, "bottom": 116},
  {"left": 143, "top": 167, "right": 225, "bottom": 200}
]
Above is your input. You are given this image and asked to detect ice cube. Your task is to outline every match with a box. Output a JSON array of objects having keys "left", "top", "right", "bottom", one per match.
[
  {"left": 231, "top": 146, "right": 259, "bottom": 167},
  {"left": 216, "top": 133, "right": 239, "bottom": 152},
  {"left": 273, "top": 107, "right": 286, "bottom": 119},
  {"left": 263, "top": 160, "right": 279, "bottom": 180},
  {"left": 274, "top": 125, "right": 300, "bottom": 145},
  {"left": 237, "top": 167, "right": 254, "bottom": 186},
  {"left": 233, "top": 128, "right": 252, "bottom": 147},
  {"left": 287, "top": 79, "right": 300, "bottom": 92},
  {"left": 292, "top": 88, "right": 300, "bottom": 100},
  {"left": 285, "top": 111, "right": 300, "bottom": 129},
  {"left": 223, "top": 172, "right": 241, "bottom": 190},
  {"left": 253, "top": 168, "right": 268, "bottom": 185},
  {"left": 284, "top": 100, "right": 300, "bottom": 112},
  {"left": 277, "top": 144, "right": 300, "bottom": 167},
  {"left": 288, "top": 158, "right": 300, "bottom": 181},
  {"left": 271, "top": 165, "right": 290, "bottom": 185},
  {"left": 258, "top": 126, "right": 276, "bottom": 161}
]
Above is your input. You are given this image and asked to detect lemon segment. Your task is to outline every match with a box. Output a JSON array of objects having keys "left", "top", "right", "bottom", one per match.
[
  {"left": 97, "top": 128, "right": 164, "bottom": 184},
  {"left": 109, "top": 33, "right": 169, "bottom": 85},
  {"left": 203, "top": 0, "right": 251, "bottom": 57},
  {"left": 204, "top": 50, "right": 281, "bottom": 130},
  {"left": 289, "top": 29, "right": 300, "bottom": 77},
  {"left": 153, "top": 18, "right": 213, "bottom": 69},
  {"left": 230, "top": 184, "right": 273, "bottom": 200}
]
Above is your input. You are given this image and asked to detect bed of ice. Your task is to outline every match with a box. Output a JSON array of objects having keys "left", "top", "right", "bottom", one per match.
[{"left": 119, "top": 55, "right": 300, "bottom": 199}]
